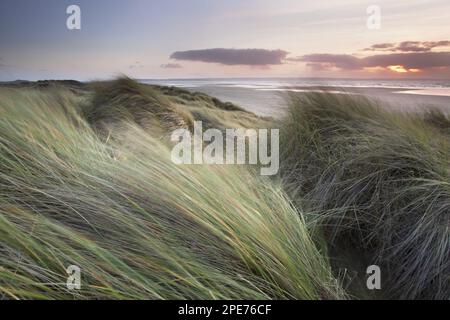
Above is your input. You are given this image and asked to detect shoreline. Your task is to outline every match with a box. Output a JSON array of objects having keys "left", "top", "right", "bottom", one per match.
[
  {"left": 287, "top": 86, "right": 450, "bottom": 112},
  {"left": 184, "top": 84, "right": 450, "bottom": 117}
]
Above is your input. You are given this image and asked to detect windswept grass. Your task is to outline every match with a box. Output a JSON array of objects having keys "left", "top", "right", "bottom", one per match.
[
  {"left": 1, "top": 79, "right": 448, "bottom": 300},
  {"left": 0, "top": 83, "right": 344, "bottom": 299},
  {"left": 423, "top": 108, "right": 450, "bottom": 136},
  {"left": 84, "top": 77, "right": 195, "bottom": 139},
  {"left": 279, "top": 92, "right": 450, "bottom": 299}
]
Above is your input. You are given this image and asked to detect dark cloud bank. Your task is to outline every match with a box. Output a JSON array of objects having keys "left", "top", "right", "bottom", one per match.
[
  {"left": 364, "top": 40, "right": 450, "bottom": 52},
  {"left": 170, "top": 48, "right": 288, "bottom": 66},
  {"left": 169, "top": 42, "right": 450, "bottom": 73},
  {"left": 290, "top": 52, "right": 450, "bottom": 71}
]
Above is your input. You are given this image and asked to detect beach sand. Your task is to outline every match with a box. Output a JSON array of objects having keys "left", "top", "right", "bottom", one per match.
[
  {"left": 190, "top": 85, "right": 450, "bottom": 117},
  {"left": 289, "top": 86, "right": 450, "bottom": 113}
]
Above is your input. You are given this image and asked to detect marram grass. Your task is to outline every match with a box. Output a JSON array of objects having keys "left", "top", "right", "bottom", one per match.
[
  {"left": 1, "top": 79, "right": 448, "bottom": 300},
  {"left": 279, "top": 92, "right": 450, "bottom": 299},
  {"left": 0, "top": 85, "right": 344, "bottom": 299}
]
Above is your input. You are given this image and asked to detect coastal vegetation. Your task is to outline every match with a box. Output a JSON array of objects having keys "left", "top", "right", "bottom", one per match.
[{"left": 0, "top": 78, "right": 448, "bottom": 299}]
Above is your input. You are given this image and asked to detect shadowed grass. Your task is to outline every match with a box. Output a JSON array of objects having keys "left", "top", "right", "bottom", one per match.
[
  {"left": 84, "top": 77, "right": 195, "bottom": 139},
  {"left": 423, "top": 108, "right": 450, "bottom": 136},
  {"left": 279, "top": 92, "right": 450, "bottom": 299},
  {"left": 0, "top": 85, "right": 344, "bottom": 300}
]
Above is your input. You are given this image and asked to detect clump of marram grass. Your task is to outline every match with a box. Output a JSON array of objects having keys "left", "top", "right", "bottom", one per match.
[
  {"left": 83, "top": 77, "right": 195, "bottom": 139},
  {"left": 423, "top": 108, "right": 450, "bottom": 136},
  {"left": 279, "top": 92, "right": 450, "bottom": 299},
  {"left": 0, "top": 87, "right": 345, "bottom": 300}
]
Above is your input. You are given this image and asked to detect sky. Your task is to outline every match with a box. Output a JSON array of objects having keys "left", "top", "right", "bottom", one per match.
[{"left": 1, "top": 0, "right": 450, "bottom": 80}]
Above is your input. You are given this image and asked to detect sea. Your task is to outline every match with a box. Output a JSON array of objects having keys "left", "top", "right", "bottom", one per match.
[{"left": 140, "top": 78, "right": 450, "bottom": 117}]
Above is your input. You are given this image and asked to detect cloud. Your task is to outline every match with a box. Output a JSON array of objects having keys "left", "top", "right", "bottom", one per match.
[
  {"left": 298, "top": 52, "right": 450, "bottom": 73},
  {"left": 289, "top": 54, "right": 361, "bottom": 69},
  {"left": 364, "top": 41, "right": 450, "bottom": 52},
  {"left": 363, "top": 52, "right": 450, "bottom": 69},
  {"left": 170, "top": 48, "right": 289, "bottom": 66},
  {"left": 160, "top": 63, "right": 182, "bottom": 69}
]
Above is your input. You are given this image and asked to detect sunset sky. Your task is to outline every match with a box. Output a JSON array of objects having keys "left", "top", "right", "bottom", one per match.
[{"left": 1, "top": 0, "right": 450, "bottom": 80}]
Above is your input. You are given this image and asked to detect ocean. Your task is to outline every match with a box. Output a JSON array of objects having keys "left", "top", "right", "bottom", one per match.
[{"left": 140, "top": 78, "right": 450, "bottom": 117}]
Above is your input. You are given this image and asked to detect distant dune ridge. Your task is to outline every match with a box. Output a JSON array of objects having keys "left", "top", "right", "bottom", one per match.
[{"left": 0, "top": 78, "right": 448, "bottom": 299}]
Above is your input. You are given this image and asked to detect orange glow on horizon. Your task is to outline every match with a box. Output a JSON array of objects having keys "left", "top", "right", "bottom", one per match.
[
  {"left": 363, "top": 66, "right": 385, "bottom": 73},
  {"left": 387, "top": 65, "right": 408, "bottom": 73},
  {"left": 386, "top": 65, "right": 422, "bottom": 74}
]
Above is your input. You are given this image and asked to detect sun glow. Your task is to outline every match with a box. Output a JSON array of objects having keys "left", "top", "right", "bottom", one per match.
[
  {"left": 387, "top": 65, "right": 422, "bottom": 73},
  {"left": 387, "top": 65, "right": 408, "bottom": 73}
]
